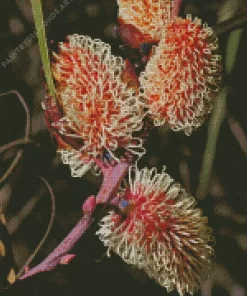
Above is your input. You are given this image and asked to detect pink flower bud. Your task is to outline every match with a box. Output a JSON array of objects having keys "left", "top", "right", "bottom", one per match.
[{"left": 59, "top": 254, "right": 76, "bottom": 265}]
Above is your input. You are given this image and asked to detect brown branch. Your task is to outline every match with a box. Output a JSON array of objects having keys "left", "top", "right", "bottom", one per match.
[
  {"left": 0, "top": 91, "right": 31, "bottom": 185},
  {"left": 16, "top": 176, "right": 56, "bottom": 279},
  {"left": 0, "top": 138, "right": 33, "bottom": 154},
  {"left": 228, "top": 116, "right": 247, "bottom": 157},
  {"left": 7, "top": 195, "right": 41, "bottom": 235}
]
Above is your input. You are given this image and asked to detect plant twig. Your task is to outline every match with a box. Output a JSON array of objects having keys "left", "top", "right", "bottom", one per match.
[
  {"left": 7, "top": 195, "right": 41, "bottom": 235},
  {"left": 16, "top": 176, "right": 56, "bottom": 279},
  {"left": 30, "top": 0, "right": 56, "bottom": 101},
  {"left": 0, "top": 138, "right": 33, "bottom": 154},
  {"left": 228, "top": 116, "right": 247, "bottom": 157},
  {"left": 19, "top": 161, "right": 129, "bottom": 280},
  {"left": 20, "top": 215, "right": 91, "bottom": 280},
  {"left": 0, "top": 91, "right": 31, "bottom": 185},
  {"left": 96, "top": 160, "right": 129, "bottom": 204}
]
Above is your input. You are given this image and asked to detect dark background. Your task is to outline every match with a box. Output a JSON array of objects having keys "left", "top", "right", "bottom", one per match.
[{"left": 0, "top": 0, "right": 246, "bottom": 295}]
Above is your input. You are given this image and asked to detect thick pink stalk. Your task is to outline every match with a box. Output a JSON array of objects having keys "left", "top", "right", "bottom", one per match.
[
  {"left": 19, "top": 160, "right": 130, "bottom": 280},
  {"left": 20, "top": 215, "right": 91, "bottom": 279},
  {"left": 96, "top": 160, "right": 130, "bottom": 203}
]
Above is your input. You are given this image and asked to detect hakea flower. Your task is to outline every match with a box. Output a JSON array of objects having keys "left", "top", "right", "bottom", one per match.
[
  {"left": 97, "top": 166, "right": 214, "bottom": 295},
  {"left": 117, "top": 0, "right": 172, "bottom": 46},
  {"left": 50, "top": 34, "right": 144, "bottom": 177},
  {"left": 140, "top": 15, "right": 222, "bottom": 135}
]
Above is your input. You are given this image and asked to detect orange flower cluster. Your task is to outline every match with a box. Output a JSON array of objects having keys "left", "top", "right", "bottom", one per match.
[
  {"left": 117, "top": 0, "right": 221, "bottom": 134},
  {"left": 140, "top": 16, "right": 221, "bottom": 134},
  {"left": 44, "top": 2, "right": 221, "bottom": 295},
  {"left": 97, "top": 166, "right": 214, "bottom": 295},
  {"left": 117, "top": 0, "right": 171, "bottom": 43},
  {"left": 51, "top": 35, "right": 144, "bottom": 177}
]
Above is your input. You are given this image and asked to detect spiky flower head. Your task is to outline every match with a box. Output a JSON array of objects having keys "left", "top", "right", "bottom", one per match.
[
  {"left": 117, "top": 0, "right": 172, "bottom": 43},
  {"left": 140, "top": 16, "right": 222, "bottom": 135},
  {"left": 50, "top": 34, "right": 144, "bottom": 177},
  {"left": 97, "top": 166, "right": 214, "bottom": 295}
]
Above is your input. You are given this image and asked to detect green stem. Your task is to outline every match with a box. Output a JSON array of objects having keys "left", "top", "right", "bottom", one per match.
[
  {"left": 213, "top": 6, "right": 247, "bottom": 38},
  {"left": 196, "top": 88, "right": 227, "bottom": 199},
  {"left": 31, "top": 0, "right": 56, "bottom": 100},
  {"left": 196, "top": 29, "right": 243, "bottom": 199}
]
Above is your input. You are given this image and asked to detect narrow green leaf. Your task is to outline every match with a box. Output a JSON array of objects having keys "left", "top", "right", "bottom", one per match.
[
  {"left": 31, "top": 0, "right": 56, "bottom": 100},
  {"left": 196, "top": 29, "right": 243, "bottom": 199}
]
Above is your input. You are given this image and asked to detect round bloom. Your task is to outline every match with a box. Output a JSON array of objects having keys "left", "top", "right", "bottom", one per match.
[
  {"left": 51, "top": 34, "right": 144, "bottom": 176},
  {"left": 97, "top": 166, "right": 214, "bottom": 295},
  {"left": 140, "top": 16, "right": 222, "bottom": 135},
  {"left": 117, "top": 0, "right": 172, "bottom": 43}
]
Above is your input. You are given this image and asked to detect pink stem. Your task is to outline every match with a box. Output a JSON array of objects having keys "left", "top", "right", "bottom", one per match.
[
  {"left": 171, "top": 0, "right": 182, "bottom": 18},
  {"left": 96, "top": 160, "right": 129, "bottom": 204},
  {"left": 19, "top": 160, "right": 130, "bottom": 280},
  {"left": 20, "top": 215, "right": 91, "bottom": 279}
]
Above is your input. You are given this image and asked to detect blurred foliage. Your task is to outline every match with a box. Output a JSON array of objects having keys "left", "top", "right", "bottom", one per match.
[{"left": 0, "top": 0, "right": 246, "bottom": 295}]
